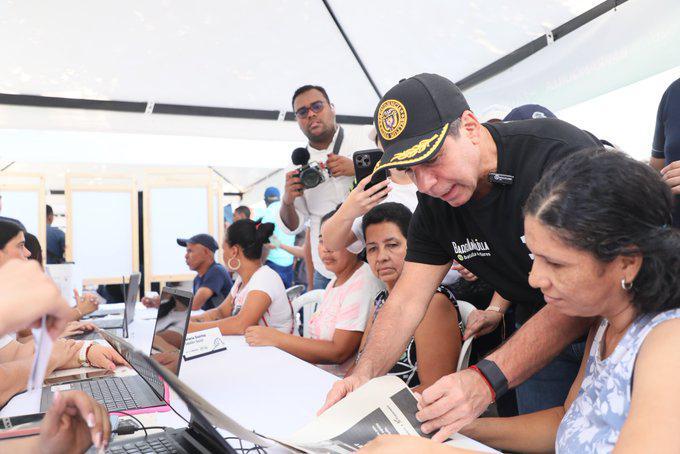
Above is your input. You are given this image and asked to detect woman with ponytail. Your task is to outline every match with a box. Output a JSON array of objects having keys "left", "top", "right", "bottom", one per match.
[
  {"left": 362, "top": 149, "right": 680, "bottom": 453},
  {"left": 188, "top": 219, "right": 294, "bottom": 335}
]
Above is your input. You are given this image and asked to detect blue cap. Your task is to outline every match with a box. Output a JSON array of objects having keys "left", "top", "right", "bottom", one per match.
[
  {"left": 503, "top": 104, "right": 557, "bottom": 121},
  {"left": 176, "top": 234, "right": 219, "bottom": 252},
  {"left": 264, "top": 187, "right": 280, "bottom": 203}
]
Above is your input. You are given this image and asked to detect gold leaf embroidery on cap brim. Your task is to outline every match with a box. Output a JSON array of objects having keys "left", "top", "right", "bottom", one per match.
[
  {"left": 371, "top": 123, "right": 449, "bottom": 175},
  {"left": 393, "top": 134, "right": 439, "bottom": 161}
]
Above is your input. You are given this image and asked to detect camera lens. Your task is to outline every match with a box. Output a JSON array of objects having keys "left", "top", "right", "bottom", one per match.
[{"left": 300, "top": 168, "right": 323, "bottom": 189}]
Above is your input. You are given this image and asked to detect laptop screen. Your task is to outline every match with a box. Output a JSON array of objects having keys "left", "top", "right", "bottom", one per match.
[
  {"left": 124, "top": 272, "right": 141, "bottom": 327},
  {"left": 150, "top": 287, "right": 193, "bottom": 375}
]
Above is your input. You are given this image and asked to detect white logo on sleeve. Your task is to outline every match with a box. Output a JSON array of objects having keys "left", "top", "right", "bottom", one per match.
[{"left": 452, "top": 238, "right": 491, "bottom": 261}]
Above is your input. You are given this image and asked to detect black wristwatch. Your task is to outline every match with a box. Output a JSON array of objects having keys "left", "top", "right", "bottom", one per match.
[{"left": 475, "top": 359, "right": 509, "bottom": 399}]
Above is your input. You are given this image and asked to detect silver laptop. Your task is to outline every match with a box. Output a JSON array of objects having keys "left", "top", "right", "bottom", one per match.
[
  {"left": 42, "top": 287, "right": 193, "bottom": 414},
  {"left": 86, "top": 272, "right": 141, "bottom": 319},
  {"left": 96, "top": 341, "right": 238, "bottom": 453},
  {"left": 75, "top": 273, "right": 141, "bottom": 339}
]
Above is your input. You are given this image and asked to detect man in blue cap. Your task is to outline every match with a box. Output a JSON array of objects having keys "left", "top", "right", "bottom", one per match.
[
  {"left": 260, "top": 187, "right": 297, "bottom": 288},
  {"left": 176, "top": 233, "right": 232, "bottom": 311},
  {"left": 503, "top": 104, "right": 557, "bottom": 121}
]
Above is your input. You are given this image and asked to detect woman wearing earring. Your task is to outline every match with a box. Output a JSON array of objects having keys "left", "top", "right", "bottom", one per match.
[
  {"left": 188, "top": 219, "right": 294, "bottom": 335},
  {"left": 361, "top": 150, "right": 680, "bottom": 453}
]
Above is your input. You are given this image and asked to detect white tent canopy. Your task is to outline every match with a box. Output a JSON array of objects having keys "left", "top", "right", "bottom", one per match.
[{"left": 1, "top": 0, "right": 679, "bottom": 197}]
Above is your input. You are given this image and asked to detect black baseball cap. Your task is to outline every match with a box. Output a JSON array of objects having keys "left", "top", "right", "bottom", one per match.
[
  {"left": 372, "top": 73, "right": 470, "bottom": 173},
  {"left": 176, "top": 234, "right": 219, "bottom": 253}
]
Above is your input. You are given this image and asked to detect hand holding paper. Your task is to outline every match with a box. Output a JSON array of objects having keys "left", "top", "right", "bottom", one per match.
[
  {"left": 0, "top": 260, "right": 72, "bottom": 339},
  {"left": 27, "top": 317, "right": 55, "bottom": 392}
]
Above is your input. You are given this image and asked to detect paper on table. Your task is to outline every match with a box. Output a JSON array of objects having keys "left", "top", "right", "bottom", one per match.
[{"left": 27, "top": 316, "right": 54, "bottom": 392}]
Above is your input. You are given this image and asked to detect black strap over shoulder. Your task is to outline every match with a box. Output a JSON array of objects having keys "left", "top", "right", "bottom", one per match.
[{"left": 332, "top": 126, "right": 344, "bottom": 155}]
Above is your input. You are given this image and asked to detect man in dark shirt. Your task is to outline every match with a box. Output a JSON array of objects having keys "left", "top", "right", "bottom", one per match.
[
  {"left": 321, "top": 74, "right": 602, "bottom": 441},
  {"left": 45, "top": 205, "right": 65, "bottom": 264},
  {"left": 650, "top": 77, "right": 680, "bottom": 228},
  {"left": 176, "top": 234, "right": 232, "bottom": 311}
]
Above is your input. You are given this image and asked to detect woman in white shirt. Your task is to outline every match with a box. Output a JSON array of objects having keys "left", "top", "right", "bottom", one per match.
[
  {"left": 245, "top": 211, "right": 383, "bottom": 377},
  {"left": 189, "top": 219, "right": 294, "bottom": 335}
]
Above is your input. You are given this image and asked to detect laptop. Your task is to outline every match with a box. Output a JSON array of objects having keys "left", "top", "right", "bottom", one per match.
[
  {"left": 100, "top": 346, "right": 241, "bottom": 453},
  {"left": 42, "top": 287, "right": 193, "bottom": 415},
  {"left": 86, "top": 272, "right": 141, "bottom": 319},
  {"left": 74, "top": 273, "right": 142, "bottom": 339}
]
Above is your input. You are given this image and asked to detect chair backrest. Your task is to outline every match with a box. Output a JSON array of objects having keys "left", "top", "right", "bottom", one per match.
[
  {"left": 456, "top": 300, "right": 476, "bottom": 331},
  {"left": 290, "top": 289, "right": 325, "bottom": 337},
  {"left": 290, "top": 289, "right": 324, "bottom": 313},
  {"left": 285, "top": 285, "right": 305, "bottom": 303},
  {"left": 456, "top": 300, "right": 477, "bottom": 371}
]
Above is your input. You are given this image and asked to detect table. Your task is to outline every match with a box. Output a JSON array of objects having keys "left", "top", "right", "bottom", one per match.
[{"left": 2, "top": 304, "right": 497, "bottom": 453}]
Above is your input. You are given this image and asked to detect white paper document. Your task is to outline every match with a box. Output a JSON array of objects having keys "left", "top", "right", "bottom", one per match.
[{"left": 27, "top": 316, "right": 54, "bottom": 392}]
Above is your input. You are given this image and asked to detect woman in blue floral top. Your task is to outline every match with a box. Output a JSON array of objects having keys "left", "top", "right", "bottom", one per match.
[{"left": 362, "top": 151, "right": 680, "bottom": 453}]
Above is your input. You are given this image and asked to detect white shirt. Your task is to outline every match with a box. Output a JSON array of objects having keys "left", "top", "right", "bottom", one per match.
[
  {"left": 276, "top": 125, "right": 374, "bottom": 279},
  {"left": 348, "top": 182, "right": 418, "bottom": 254},
  {"left": 229, "top": 265, "right": 293, "bottom": 333}
]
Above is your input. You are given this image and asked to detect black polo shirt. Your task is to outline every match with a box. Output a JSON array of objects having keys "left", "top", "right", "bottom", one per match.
[{"left": 406, "top": 119, "right": 602, "bottom": 323}]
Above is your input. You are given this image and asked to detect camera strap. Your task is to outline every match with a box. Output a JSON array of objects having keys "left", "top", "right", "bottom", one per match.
[{"left": 331, "top": 126, "right": 344, "bottom": 155}]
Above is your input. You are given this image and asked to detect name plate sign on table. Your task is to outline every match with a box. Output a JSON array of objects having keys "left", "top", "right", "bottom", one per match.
[{"left": 182, "top": 328, "right": 227, "bottom": 361}]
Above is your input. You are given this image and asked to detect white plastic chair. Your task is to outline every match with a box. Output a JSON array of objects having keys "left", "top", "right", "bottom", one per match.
[
  {"left": 290, "top": 289, "right": 325, "bottom": 338},
  {"left": 456, "top": 300, "right": 477, "bottom": 371},
  {"left": 285, "top": 285, "right": 305, "bottom": 303}
]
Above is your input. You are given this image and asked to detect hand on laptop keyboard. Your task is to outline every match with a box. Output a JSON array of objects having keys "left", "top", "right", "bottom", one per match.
[
  {"left": 87, "top": 344, "right": 128, "bottom": 370},
  {"left": 60, "top": 321, "right": 97, "bottom": 339},
  {"left": 74, "top": 289, "right": 100, "bottom": 318}
]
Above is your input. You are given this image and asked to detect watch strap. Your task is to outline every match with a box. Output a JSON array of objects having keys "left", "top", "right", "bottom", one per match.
[{"left": 475, "top": 359, "right": 509, "bottom": 399}]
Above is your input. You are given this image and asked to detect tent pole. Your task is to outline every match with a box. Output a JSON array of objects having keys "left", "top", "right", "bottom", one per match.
[{"left": 321, "top": 0, "right": 383, "bottom": 100}]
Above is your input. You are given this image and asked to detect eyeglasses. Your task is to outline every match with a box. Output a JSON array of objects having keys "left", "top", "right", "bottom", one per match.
[{"left": 295, "top": 100, "right": 325, "bottom": 119}]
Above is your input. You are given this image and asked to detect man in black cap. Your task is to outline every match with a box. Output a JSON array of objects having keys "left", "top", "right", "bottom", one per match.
[
  {"left": 176, "top": 234, "right": 232, "bottom": 311},
  {"left": 320, "top": 74, "right": 602, "bottom": 440}
]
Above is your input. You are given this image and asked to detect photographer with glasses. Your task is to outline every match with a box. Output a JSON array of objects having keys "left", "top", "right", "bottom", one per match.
[{"left": 277, "top": 85, "right": 373, "bottom": 290}]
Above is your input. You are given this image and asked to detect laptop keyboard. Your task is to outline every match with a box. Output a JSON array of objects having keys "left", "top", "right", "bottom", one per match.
[
  {"left": 71, "top": 377, "right": 141, "bottom": 412},
  {"left": 107, "top": 435, "right": 179, "bottom": 453}
]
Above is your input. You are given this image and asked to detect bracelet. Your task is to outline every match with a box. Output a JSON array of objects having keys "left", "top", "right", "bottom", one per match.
[
  {"left": 486, "top": 305, "right": 504, "bottom": 313},
  {"left": 469, "top": 365, "right": 496, "bottom": 402},
  {"left": 474, "top": 359, "right": 509, "bottom": 400},
  {"left": 78, "top": 341, "right": 91, "bottom": 366},
  {"left": 84, "top": 343, "right": 95, "bottom": 367}
]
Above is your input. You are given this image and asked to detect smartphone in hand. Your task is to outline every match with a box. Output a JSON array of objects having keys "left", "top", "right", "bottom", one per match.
[{"left": 353, "top": 149, "right": 387, "bottom": 191}]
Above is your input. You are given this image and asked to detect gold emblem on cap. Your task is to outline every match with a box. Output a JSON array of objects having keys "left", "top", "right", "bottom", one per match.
[{"left": 377, "top": 99, "right": 408, "bottom": 141}]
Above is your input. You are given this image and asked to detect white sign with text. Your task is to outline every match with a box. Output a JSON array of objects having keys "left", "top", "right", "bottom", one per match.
[{"left": 182, "top": 327, "right": 227, "bottom": 361}]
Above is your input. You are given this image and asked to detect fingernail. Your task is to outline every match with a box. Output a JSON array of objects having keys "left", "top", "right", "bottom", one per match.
[
  {"left": 415, "top": 412, "right": 423, "bottom": 422},
  {"left": 53, "top": 391, "right": 61, "bottom": 402},
  {"left": 93, "top": 431, "right": 101, "bottom": 448},
  {"left": 421, "top": 424, "right": 430, "bottom": 434},
  {"left": 87, "top": 413, "right": 96, "bottom": 428}
]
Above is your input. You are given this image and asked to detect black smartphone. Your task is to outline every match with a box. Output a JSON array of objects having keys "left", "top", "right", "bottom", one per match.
[{"left": 353, "top": 149, "right": 388, "bottom": 191}]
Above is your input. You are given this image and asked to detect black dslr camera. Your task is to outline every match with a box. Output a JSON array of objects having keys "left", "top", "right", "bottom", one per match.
[{"left": 291, "top": 147, "right": 328, "bottom": 189}]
